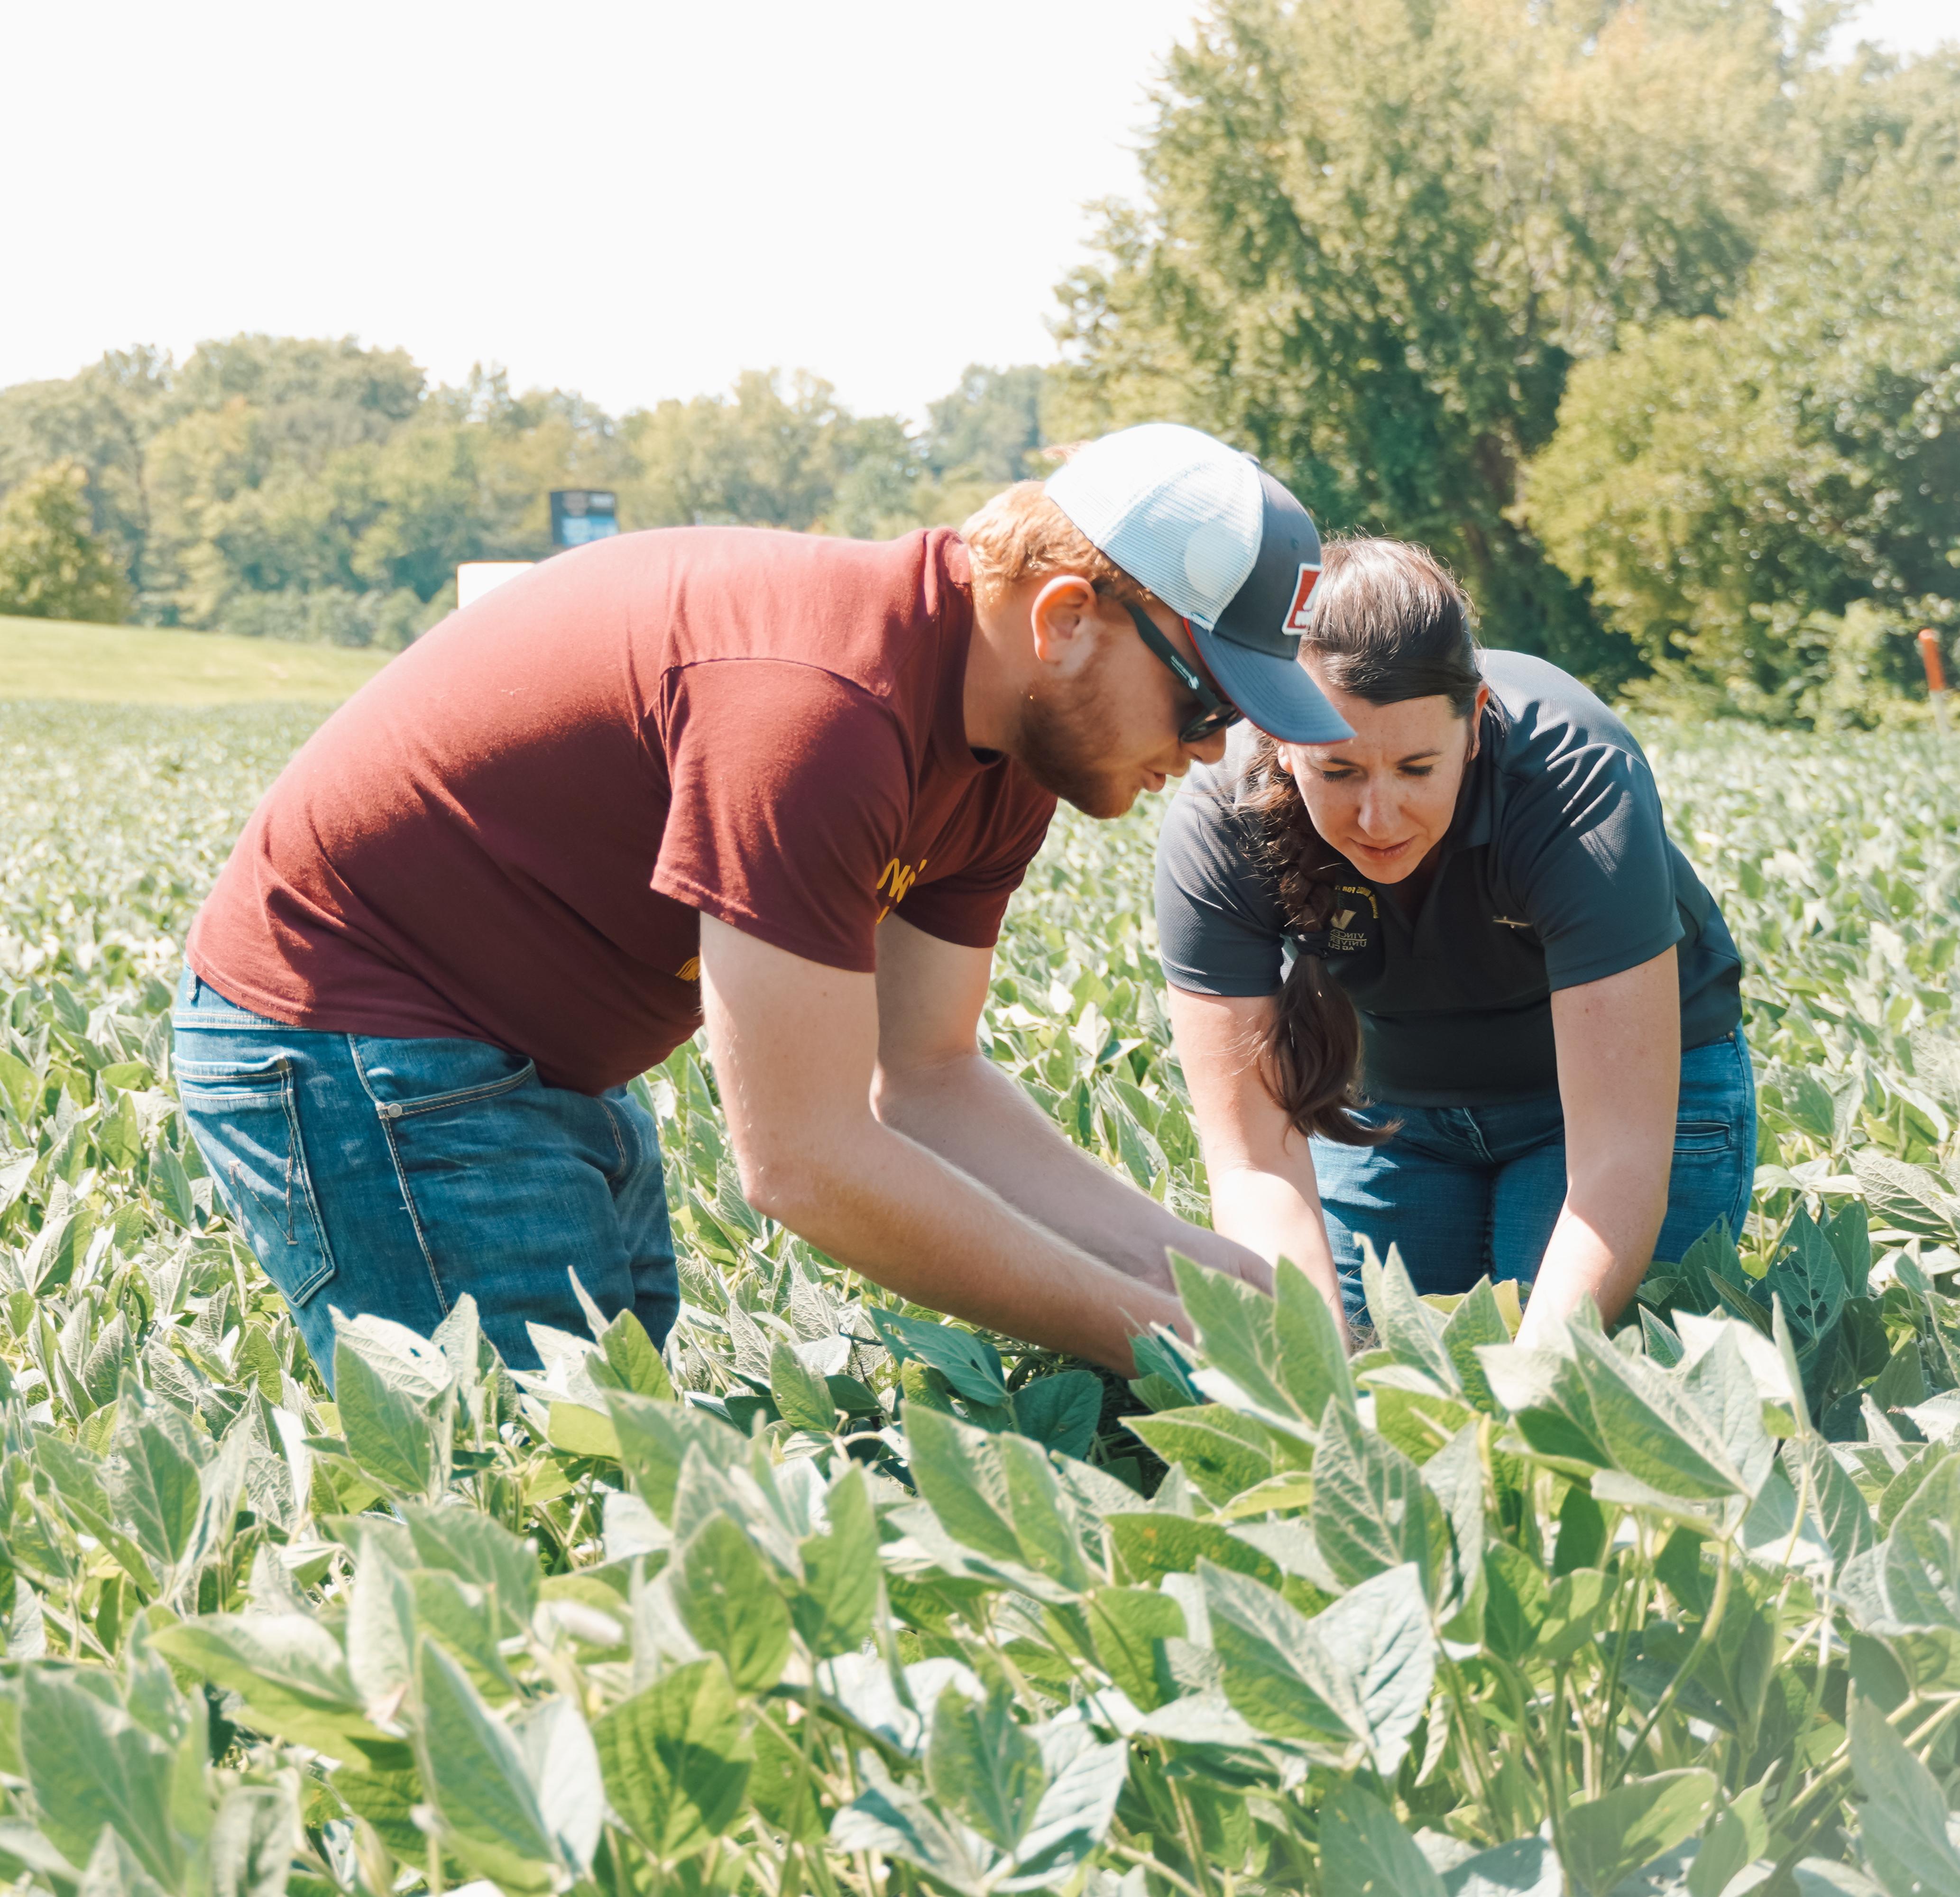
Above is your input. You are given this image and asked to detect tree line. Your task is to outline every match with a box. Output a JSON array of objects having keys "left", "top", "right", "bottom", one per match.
[
  {"left": 0, "top": 347, "right": 1048, "bottom": 648},
  {"left": 1, "top": 0, "right": 1956, "bottom": 727}
]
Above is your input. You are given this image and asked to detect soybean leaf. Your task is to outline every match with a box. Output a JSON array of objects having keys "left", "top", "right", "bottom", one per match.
[
  {"left": 1010, "top": 1370, "right": 1102, "bottom": 1461},
  {"left": 333, "top": 1335, "right": 451, "bottom": 1501},
  {"left": 1274, "top": 1255, "right": 1355, "bottom": 1422},
  {"left": 206, "top": 1782, "right": 303, "bottom": 1897},
  {"left": 1008, "top": 1722, "right": 1129, "bottom": 1885},
  {"left": 606, "top": 1391, "right": 746, "bottom": 1523},
  {"left": 1483, "top": 1544, "right": 1550, "bottom": 1663},
  {"left": 792, "top": 1466, "right": 879, "bottom": 1658},
  {"left": 1314, "top": 1399, "right": 1437, "bottom": 1595},
  {"left": 110, "top": 1386, "right": 207, "bottom": 1573},
  {"left": 1128, "top": 1406, "right": 1277, "bottom": 1508},
  {"left": 399, "top": 1501, "right": 540, "bottom": 1633},
  {"left": 1882, "top": 1452, "right": 1960, "bottom": 1632},
  {"left": 19, "top": 1669, "right": 183, "bottom": 1890},
  {"left": 1171, "top": 1252, "right": 1302, "bottom": 1420},
  {"left": 1319, "top": 1782, "right": 1446, "bottom": 1897},
  {"left": 670, "top": 1515, "right": 791, "bottom": 1691},
  {"left": 595, "top": 1658, "right": 751, "bottom": 1864},
  {"left": 1561, "top": 1769, "right": 1716, "bottom": 1897},
  {"left": 1854, "top": 1149, "right": 1960, "bottom": 1243},
  {"left": 1444, "top": 1278, "right": 1513, "bottom": 1411},
  {"left": 904, "top": 1402, "right": 1023, "bottom": 1565},
  {"left": 1363, "top": 1244, "right": 1461, "bottom": 1394},
  {"left": 414, "top": 1637, "right": 559, "bottom": 1889},
  {"left": 151, "top": 1612, "right": 383, "bottom": 1760},
  {"left": 769, "top": 1339, "right": 837, "bottom": 1433},
  {"left": 1200, "top": 1559, "right": 1368, "bottom": 1747},
  {"left": 926, "top": 1687, "right": 1045, "bottom": 1851},
  {"left": 1444, "top": 1835, "right": 1563, "bottom": 1897},
  {"left": 830, "top": 1756, "right": 993, "bottom": 1896},
  {"left": 1849, "top": 1689, "right": 1960, "bottom": 1897},
  {"left": 870, "top": 1308, "right": 1009, "bottom": 1407},
  {"left": 1310, "top": 1563, "right": 1438, "bottom": 1776},
  {"left": 1085, "top": 1586, "right": 1185, "bottom": 1712},
  {"left": 596, "top": 1308, "right": 674, "bottom": 1400}
]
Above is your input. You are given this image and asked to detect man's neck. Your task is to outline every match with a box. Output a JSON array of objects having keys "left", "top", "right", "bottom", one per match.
[{"left": 962, "top": 587, "right": 1026, "bottom": 756}]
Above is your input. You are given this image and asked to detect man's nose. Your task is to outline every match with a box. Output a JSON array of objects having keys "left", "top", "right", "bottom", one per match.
[{"left": 1189, "top": 728, "right": 1230, "bottom": 766}]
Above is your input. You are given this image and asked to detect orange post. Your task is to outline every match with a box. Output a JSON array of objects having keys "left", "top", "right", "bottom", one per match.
[{"left": 1921, "top": 629, "right": 1951, "bottom": 739}]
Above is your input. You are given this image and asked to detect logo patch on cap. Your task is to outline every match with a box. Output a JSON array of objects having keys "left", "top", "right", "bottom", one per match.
[{"left": 1283, "top": 562, "right": 1323, "bottom": 633}]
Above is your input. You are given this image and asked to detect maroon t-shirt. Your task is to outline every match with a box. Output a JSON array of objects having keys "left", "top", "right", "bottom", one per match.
[{"left": 188, "top": 527, "right": 1057, "bottom": 1094}]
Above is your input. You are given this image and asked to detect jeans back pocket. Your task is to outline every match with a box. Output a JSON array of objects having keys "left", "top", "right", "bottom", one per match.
[
  {"left": 1673, "top": 1119, "right": 1734, "bottom": 1156},
  {"left": 176, "top": 1054, "right": 338, "bottom": 1307}
]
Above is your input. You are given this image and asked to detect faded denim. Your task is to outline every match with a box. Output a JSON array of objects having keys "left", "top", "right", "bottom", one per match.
[
  {"left": 172, "top": 967, "right": 677, "bottom": 1384},
  {"left": 1315, "top": 1026, "right": 1757, "bottom": 1325}
]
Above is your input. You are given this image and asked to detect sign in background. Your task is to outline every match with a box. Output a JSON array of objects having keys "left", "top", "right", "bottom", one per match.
[{"left": 550, "top": 489, "right": 619, "bottom": 548}]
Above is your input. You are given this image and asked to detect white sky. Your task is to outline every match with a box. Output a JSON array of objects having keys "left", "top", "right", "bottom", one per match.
[{"left": 4, "top": 0, "right": 1952, "bottom": 423}]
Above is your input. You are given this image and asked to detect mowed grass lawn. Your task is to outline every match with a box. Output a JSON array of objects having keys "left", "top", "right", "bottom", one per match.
[{"left": 0, "top": 611, "right": 393, "bottom": 704}]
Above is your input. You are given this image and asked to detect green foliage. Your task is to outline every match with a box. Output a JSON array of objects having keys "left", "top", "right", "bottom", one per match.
[
  {"left": 1525, "top": 62, "right": 1960, "bottom": 727},
  {"left": 1048, "top": 0, "right": 1800, "bottom": 685},
  {"left": 0, "top": 460, "right": 130, "bottom": 624},
  {"left": 0, "top": 701, "right": 1956, "bottom": 1892},
  {"left": 0, "top": 341, "right": 1056, "bottom": 644}
]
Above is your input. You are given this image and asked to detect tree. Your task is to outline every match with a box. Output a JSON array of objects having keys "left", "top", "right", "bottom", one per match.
[
  {"left": 0, "top": 461, "right": 131, "bottom": 623},
  {"left": 1046, "top": 0, "right": 1804, "bottom": 686},
  {"left": 1524, "top": 54, "right": 1960, "bottom": 724}
]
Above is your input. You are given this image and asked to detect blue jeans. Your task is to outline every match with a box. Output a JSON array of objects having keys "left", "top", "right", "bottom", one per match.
[
  {"left": 171, "top": 968, "right": 678, "bottom": 1385},
  {"left": 1316, "top": 1026, "right": 1756, "bottom": 1324}
]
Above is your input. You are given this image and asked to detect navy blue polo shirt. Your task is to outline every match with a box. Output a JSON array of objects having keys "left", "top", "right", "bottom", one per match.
[{"left": 1153, "top": 651, "right": 1743, "bottom": 1106}]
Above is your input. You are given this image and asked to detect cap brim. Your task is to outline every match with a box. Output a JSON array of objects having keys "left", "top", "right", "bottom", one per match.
[{"left": 1193, "top": 626, "right": 1353, "bottom": 743}]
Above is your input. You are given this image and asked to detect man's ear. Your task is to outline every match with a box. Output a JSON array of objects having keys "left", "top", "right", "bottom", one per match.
[{"left": 1027, "top": 574, "right": 1104, "bottom": 673}]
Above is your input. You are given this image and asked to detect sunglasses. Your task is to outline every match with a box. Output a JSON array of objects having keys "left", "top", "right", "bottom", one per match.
[{"left": 1125, "top": 602, "right": 1243, "bottom": 746}]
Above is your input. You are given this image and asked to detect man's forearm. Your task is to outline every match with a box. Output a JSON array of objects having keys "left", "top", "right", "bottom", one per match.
[
  {"left": 757, "top": 1102, "right": 1182, "bottom": 1375},
  {"left": 873, "top": 1051, "right": 1271, "bottom": 1293}
]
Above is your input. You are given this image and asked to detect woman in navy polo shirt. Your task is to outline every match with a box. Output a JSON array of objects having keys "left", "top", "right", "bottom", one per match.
[{"left": 1154, "top": 537, "right": 1752, "bottom": 1345}]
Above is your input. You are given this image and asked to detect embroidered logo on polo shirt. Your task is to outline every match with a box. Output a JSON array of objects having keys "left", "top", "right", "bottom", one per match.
[
  {"left": 1492, "top": 916, "right": 1531, "bottom": 931},
  {"left": 676, "top": 957, "right": 700, "bottom": 981},
  {"left": 1327, "top": 882, "right": 1378, "bottom": 954}
]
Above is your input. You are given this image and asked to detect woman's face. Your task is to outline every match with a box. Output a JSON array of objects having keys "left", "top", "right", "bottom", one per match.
[{"left": 1276, "top": 663, "right": 1489, "bottom": 884}]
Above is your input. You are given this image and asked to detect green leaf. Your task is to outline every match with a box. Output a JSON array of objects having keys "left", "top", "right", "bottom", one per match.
[
  {"left": 904, "top": 1401, "right": 1024, "bottom": 1565},
  {"left": 1445, "top": 1836, "right": 1562, "bottom": 1897},
  {"left": 414, "top": 1637, "right": 559, "bottom": 1890},
  {"left": 1010, "top": 1369, "right": 1102, "bottom": 1460},
  {"left": 110, "top": 1387, "right": 208, "bottom": 1572},
  {"left": 19, "top": 1668, "right": 184, "bottom": 1889},
  {"left": 870, "top": 1307, "right": 1009, "bottom": 1407},
  {"left": 670, "top": 1514, "right": 791, "bottom": 1691},
  {"left": 1201, "top": 1559, "right": 1368, "bottom": 1746},
  {"left": 1883, "top": 1452, "right": 1960, "bottom": 1632},
  {"left": 1108, "top": 1512, "right": 1282, "bottom": 1589},
  {"left": 792, "top": 1467, "right": 879, "bottom": 1658},
  {"left": 1850, "top": 1689, "right": 1960, "bottom": 1897},
  {"left": 332, "top": 1329, "right": 452, "bottom": 1501},
  {"left": 1128, "top": 1406, "right": 1277, "bottom": 1508},
  {"left": 1561, "top": 1769, "right": 1716, "bottom": 1897},
  {"left": 926, "top": 1686, "right": 1046, "bottom": 1851},
  {"left": 596, "top": 1307, "right": 675, "bottom": 1399},
  {"left": 1483, "top": 1543, "right": 1550, "bottom": 1663},
  {"left": 1319, "top": 1782, "right": 1446, "bottom": 1897},
  {"left": 207, "top": 1781, "right": 303, "bottom": 1897},
  {"left": 769, "top": 1339, "right": 837, "bottom": 1432},
  {"left": 152, "top": 1613, "right": 384, "bottom": 1760},
  {"left": 1171, "top": 1252, "right": 1303, "bottom": 1420},
  {"left": 830, "top": 1756, "right": 992, "bottom": 1896},
  {"left": 594, "top": 1658, "right": 752, "bottom": 1864},
  {"left": 1313, "top": 1399, "right": 1436, "bottom": 1595},
  {"left": 1085, "top": 1585, "right": 1185, "bottom": 1711},
  {"left": 606, "top": 1391, "right": 745, "bottom": 1523},
  {"left": 399, "top": 1501, "right": 540, "bottom": 1633},
  {"left": 1443, "top": 1278, "right": 1513, "bottom": 1410},
  {"left": 1566, "top": 1326, "right": 1758, "bottom": 1501},
  {"left": 78, "top": 1828, "right": 172, "bottom": 1897},
  {"left": 1274, "top": 1255, "right": 1355, "bottom": 1422},
  {"left": 1854, "top": 1149, "right": 1960, "bottom": 1243},
  {"left": 1310, "top": 1563, "right": 1438, "bottom": 1775},
  {"left": 1363, "top": 1244, "right": 1462, "bottom": 1394}
]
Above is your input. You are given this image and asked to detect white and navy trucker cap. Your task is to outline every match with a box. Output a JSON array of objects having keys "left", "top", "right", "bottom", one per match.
[{"left": 1045, "top": 423, "right": 1352, "bottom": 744}]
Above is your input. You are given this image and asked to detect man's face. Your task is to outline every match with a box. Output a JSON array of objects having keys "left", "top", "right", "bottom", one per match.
[{"left": 1012, "top": 585, "right": 1231, "bottom": 819}]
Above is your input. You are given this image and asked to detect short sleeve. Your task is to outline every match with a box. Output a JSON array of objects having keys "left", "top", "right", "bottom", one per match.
[
  {"left": 1506, "top": 744, "right": 1685, "bottom": 992},
  {"left": 652, "top": 659, "right": 909, "bottom": 972},
  {"left": 898, "top": 769, "right": 1057, "bottom": 949},
  {"left": 1154, "top": 782, "right": 1288, "bottom": 996}
]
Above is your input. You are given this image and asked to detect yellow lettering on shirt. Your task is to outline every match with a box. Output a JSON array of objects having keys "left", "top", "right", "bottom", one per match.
[
  {"left": 676, "top": 957, "right": 700, "bottom": 982},
  {"left": 874, "top": 855, "right": 929, "bottom": 924}
]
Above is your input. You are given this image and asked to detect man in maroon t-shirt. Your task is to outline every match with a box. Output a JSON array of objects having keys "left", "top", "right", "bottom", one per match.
[{"left": 175, "top": 424, "right": 1349, "bottom": 1381}]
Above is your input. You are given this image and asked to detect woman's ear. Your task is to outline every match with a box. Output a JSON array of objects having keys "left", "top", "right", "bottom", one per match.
[{"left": 1464, "top": 683, "right": 1492, "bottom": 761}]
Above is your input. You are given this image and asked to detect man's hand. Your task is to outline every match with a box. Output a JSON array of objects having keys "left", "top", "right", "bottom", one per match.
[
  {"left": 697, "top": 915, "right": 1189, "bottom": 1373},
  {"left": 870, "top": 916, "right": 1275, "bottom": 1295}
]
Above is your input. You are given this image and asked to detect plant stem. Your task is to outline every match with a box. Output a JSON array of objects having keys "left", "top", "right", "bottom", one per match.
[{"left": 1607, "top": 1533, "right": 1732, "bottom": 1790}]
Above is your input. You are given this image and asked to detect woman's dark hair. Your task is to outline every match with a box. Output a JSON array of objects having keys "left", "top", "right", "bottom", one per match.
[{"left": 1242, "top": 537, "right": 1482, "bottom": 1144}]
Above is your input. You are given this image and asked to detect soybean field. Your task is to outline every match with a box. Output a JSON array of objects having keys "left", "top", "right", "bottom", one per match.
[{"left": 0, "top": 697, "right": 1958, "bottom": 1897}]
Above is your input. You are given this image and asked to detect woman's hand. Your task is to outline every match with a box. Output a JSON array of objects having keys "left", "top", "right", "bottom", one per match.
[{"left": 1163, "top": 985, "right": 1351, "bottom": 1340}]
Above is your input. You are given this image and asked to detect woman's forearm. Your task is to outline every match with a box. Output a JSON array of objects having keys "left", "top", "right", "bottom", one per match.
[
  {"left": 1520, "top": 1157, "right": 1669, "bottom": 1342},
  {"left": 1209, "top": 1163, "right": 1348, "bottom": 1332}
]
